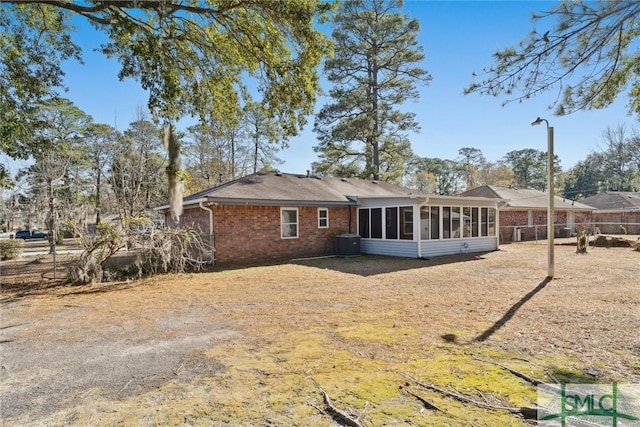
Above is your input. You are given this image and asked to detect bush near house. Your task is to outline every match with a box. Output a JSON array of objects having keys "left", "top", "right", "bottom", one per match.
[{"left": 0, "top": 240, "right": 24, "bottom": 260}]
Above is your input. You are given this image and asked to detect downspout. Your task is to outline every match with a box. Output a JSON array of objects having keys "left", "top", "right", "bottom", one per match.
[
  {"left": 199, "top": 201, "right": 215, "bottom": 265},
  {"left": 349, "top": 203, "right": 353, "bottom": 234}
]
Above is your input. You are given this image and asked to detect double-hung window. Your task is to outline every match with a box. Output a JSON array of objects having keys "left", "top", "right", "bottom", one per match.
[
  {"left": 281, "top": 208, "right": 298, "bottom": 239},
  {"left": 318, "top": 208, "right": 329, "bottom": 228}
]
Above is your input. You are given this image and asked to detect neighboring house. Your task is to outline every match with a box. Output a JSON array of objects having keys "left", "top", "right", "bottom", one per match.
[
  {"left": 580, "top": 191, "right": 640, "bottom": 234},
  {"left": 157, "top": 171, "right": 501, "bottom": 266},
  {"left": 460, "top": 185, "right": 594, "bottom": 242}
]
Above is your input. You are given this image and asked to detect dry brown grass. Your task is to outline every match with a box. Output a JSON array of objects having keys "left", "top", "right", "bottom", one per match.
[{"left": 1, "top": 242, "right": 639, "bottom": 426}]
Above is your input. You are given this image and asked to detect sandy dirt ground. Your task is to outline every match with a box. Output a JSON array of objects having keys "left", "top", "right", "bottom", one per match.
[{"left": 1, "top": 241, "right": 639, "bottom": 426}]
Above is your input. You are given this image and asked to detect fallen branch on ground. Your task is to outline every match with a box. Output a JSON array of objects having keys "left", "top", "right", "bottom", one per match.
[
  {"left": 309, "top": 377, "right": 364, "bottom": 427},
  {"left": 400, "top": 385, "right": 443, "bottom": 413},
  {"left": 470, "top": 355, "right": 546, "bottom": 386},
  {"left": 399, "top": 372, "right": 537, "bottom": 420}
]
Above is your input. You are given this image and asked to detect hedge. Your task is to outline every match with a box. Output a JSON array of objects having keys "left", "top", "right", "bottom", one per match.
[{"left": 0, "top": 240, "right": 24, "bottom": 260}]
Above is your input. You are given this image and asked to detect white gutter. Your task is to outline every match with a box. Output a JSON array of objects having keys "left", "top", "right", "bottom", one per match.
[
  {"left": 199, "top": 201, "right": 215, "bottom": 265},
  {"left": 155, "top": 197, "right": 209, "bottom": 211}
]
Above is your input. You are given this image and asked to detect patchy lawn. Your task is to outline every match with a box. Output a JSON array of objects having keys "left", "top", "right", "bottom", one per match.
[{"left": 1, "top": 242, "right": 639, "bottom": 426}]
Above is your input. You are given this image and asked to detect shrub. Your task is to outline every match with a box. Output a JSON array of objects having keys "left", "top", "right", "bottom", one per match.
[{"left": 0, "top": 240, "right": 24, "bottom": 260}]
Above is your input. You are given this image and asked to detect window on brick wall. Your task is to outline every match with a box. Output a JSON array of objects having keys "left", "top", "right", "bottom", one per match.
[
  {"left": 318, "top": 208, "right": 329, "bottom": 228},
  {"left": 281, "top": 208, "right": 298, "bottom": 239}
]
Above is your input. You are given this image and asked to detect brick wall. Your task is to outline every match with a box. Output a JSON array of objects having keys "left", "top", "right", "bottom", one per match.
[
  {"left": 499, "top": 209, "right": 593, "bottom": 241},
  {"left": 592, "top": 212, "right": 640, "bottom": 234},
  {"left": 171, "top": 203, "right": 357, "bottom": 266}
]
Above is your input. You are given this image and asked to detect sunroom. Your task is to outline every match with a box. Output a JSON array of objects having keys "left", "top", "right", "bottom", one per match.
[{"left": 356, "top": 195, "right": 500, "bottom": 258}]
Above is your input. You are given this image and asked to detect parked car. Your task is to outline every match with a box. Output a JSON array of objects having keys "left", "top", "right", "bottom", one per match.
[{"left": 15, "top": 230, "right": 48, "bottom": 239}]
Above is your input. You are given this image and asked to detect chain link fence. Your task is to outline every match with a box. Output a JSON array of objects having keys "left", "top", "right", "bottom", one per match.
[{"left": 500, "top": 221, "right": 640, "bottom": 243}]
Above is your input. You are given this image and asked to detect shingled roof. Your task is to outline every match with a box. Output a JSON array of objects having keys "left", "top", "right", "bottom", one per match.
[
  {"left": 580, "top": 191, "right": 640, "bottom": 211},
  {"left": 181, "top": 171, "right": 418, "bottom": 207},
  {"left": 460, "top": 185, "right": 594, "bottom": 211}
]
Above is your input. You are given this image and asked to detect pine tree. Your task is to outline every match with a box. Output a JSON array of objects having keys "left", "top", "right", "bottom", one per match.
[{"left": 313, "top": 0, "right": 430, "bottom": 181}]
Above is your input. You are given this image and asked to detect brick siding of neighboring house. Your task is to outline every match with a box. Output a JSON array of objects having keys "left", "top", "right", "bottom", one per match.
[
  {"left": 591, "top": 212, "right": 640, "bottom": 234},
  {"left": 499, "top": 210, "right": 593, "bottom": 242},
  {"left": 167, "top": 204, "right": 357, "bottom": 265}
]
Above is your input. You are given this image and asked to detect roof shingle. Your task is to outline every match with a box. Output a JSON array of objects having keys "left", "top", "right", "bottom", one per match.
[
  {"left": 580, "top": 191, "right": 640, "bottom": 211},
  {"left": 460, "top": 185, "right": 593, "bottom": 211},
  {"left": 183, "top": 171, "right": 417, "bottom": 206}
]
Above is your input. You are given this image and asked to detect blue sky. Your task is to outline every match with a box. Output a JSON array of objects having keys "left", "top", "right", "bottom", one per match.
[{"left": 22, "top": 1, "right": 638, "bottom": 176}]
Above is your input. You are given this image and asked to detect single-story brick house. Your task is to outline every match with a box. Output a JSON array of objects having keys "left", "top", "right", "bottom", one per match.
[
  {"left": 580, "top": 191, "right": 640, "bottom": 234},
  {"left": 158, "top": 171, "right": 501, "bottom": 266},
  {"left": 460, "top": 185, "right": 594, "bottom": 242}
]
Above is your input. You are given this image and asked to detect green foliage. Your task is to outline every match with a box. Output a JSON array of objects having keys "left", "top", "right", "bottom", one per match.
[
  {"left": 412, "top": 157, "right": 464, "bottom": 195},
  {"left": 0, "top": 3, "right": 81, "bottom": 185},
  {"left": 502, "top": 148, "right": 561, "bottom": 191},
  {"left": 314, "top": 0, "right": 430, "bottom": 180},
  {"left": 0, "top": 1, "right": 334, "bottom": 217},
  {"left": 466, "top": 1, "right": 640, "bottom": 116},
  {"left": 0, "top": 239, "right": 24, "bottom": 260},
  {"left": 458, "top": 147, "right": 487, "bottom": 191}
]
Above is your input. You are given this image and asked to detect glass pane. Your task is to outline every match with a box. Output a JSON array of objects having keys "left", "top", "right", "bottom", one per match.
[
  {"left": 472, "top": 207, "right": 479, "bottom": 237},
  {"left": 442, "top": 207, "right": 451, "bottom": 239},
  {"left": 430, "top": 206, "right": 439, "bottom": 240},
  {"left": 358, "top": 209, "right": 369, "bottom": 238},
  {"left": 282, "top": 210, "right": 297, "bottom": 223},
  {"left": 463, "top": 207, "right": 471, "bottom": 237},
  {"left": 481, "top": 208, "right": 488, "bottom": 236},
  {"left": 385, "top": 207, "right": 398, "bottom": 239},
  {"left": 371, "top": 208, "right": 382, "bottom": 239},
  {"left": 319, "top": 209, "right": 327, "bottom": 219},
  {"left": 488, "top": 208, "right": 496, "bottom": 236},
  {"left": 282, "top": 223, "right": 297, "bottom": 238},
  {"left": 420, "top": 207, "right": 429, "bottom": 240},
  {"left": 400, "top": 206, "right": 413, "bottom": 240},
  {"left": 452, "top": 207, "right": 461, "bottom": 238}
]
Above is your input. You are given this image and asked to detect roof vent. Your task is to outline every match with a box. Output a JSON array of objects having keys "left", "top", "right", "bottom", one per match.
[
  {"left": 275, "top": 172, "right": 282, "bottom": 177},
  {"left": 372, "top": 180, "right": 379, "bottom": 184},
  {"left": 341, "top": 178, "right": 348, "bottom": 182}
]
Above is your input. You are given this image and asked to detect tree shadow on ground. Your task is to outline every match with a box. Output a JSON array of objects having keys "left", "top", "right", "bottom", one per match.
[
  {"left": 293, "top": 252, "right": 492, "bottom": 277},
  {"left": 469, "top": 277, "right": 552, "bottom": 343}
]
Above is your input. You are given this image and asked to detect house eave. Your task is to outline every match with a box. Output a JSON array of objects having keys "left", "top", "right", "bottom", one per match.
[
  {"left": 202, "top": 197, "right": 354, "bottom": 207},
  {"left": 500, "top": 205, "right": 593, "bottom": 212},
  {"left": 592, "top": 208, "right": 640, "bottom": 214}
]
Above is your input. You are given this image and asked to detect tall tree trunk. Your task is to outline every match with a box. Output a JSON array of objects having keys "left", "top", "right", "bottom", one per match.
[
  {"left": 95, "top": 161, "right": 101, "bottom": 225},
  {"left": 231, "top": 130, "right": 236, "bottom": 179},
  {"left": 164, "top": 123, "right": 183, "bottom": 222},
  {"left": 47, "top": 177, "right": 56, "bottom": 254},
  {"left": 253, "top": 132, "right": 259, "bottom": 174},
  {"left": 370, "top": 49, "right": 380, "bottom": 180}
]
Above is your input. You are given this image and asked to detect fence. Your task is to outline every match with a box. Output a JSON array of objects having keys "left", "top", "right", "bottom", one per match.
[{"left": 499, "top": 221, "right": 640, "bottom": 243}]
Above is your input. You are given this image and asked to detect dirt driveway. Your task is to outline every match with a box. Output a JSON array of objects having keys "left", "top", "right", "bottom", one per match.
[{"left": 1, "top": 242, "right": 639, "bottom": 425}]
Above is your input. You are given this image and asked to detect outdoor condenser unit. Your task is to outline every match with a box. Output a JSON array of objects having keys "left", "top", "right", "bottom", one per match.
[{"left": 336, "top": 234, "right": 361, "bottom": 257}]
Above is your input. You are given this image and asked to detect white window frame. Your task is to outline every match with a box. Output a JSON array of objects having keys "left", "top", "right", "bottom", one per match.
[
  {"left": 318, "top": 208, "right": 329, "bottom": 228},
  {"left": 281, "top": 207, "right": 299, "bottom": 239}
]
